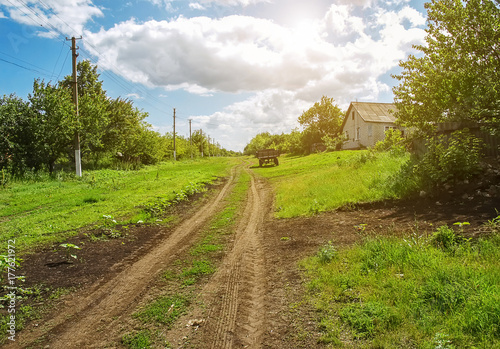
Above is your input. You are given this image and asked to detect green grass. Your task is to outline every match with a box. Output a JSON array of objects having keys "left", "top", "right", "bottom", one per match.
[
  {"left": 252, "top": 150, "right": 410, "bottom": 218},
  {"left": 122, "top": 330, "right": 153, "bottom": 349},
  {"left": 134, "top": 294, "right": 190, "bottom": 327},
  {"left": 0, "top": 158, "right": 236, "bottom": 252},
  {"left": 302, "top": 217, "right": 500, "bottom": 348}
]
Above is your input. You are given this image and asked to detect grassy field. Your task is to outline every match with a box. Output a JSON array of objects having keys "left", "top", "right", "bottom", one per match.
[
  {"left": 252, "top": 150, "right": 409, "bottom": 218},
  {"left": 0, "top": 158, "right": 236, "bottom": 252},
  {"left": 302, "top": 218, "right": 500, "bottom": 348}
]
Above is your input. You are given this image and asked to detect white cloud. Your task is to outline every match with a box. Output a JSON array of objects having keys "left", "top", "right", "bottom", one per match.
[
  {"left": 0, "top": 11, "right": 6, "bottom": 19},
  {"left": 189, "top": 89, "right": 307, "bottom": 151},
  {"left": 189, "top": 2, "right": 206, "bottom": 10},
  {"left": 0, "top": 0, "right": 103, "bottom": 37},
  {"left": 126, "top": 93, "right": 144, "bottom": 99},
  {"left": 84, "top": 15, "right": 324, "bottom": 93}
]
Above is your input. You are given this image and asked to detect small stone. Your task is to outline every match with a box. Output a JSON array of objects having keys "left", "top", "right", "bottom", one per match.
[
  {"left": 187, "top": 319, "right": 205, "bottom": 327},
  {"left": 420, "top": 190, "right": 427, "bottom": 197}
]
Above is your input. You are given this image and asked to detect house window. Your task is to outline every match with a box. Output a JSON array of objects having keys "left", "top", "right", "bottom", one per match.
[
  {"left": 356, "top": 127, "right": 360, "bottom": 140},
  {"left": 352, "top": 111, "right": 355, "bottom": 120}
]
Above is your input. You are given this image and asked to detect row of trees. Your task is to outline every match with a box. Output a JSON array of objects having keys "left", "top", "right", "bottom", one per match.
[
  {"left": 0, "top": 61, "right": 235, "bottom": 176},
  {"left": 244, "top": 96, "right": 346, "bottom": 155}
]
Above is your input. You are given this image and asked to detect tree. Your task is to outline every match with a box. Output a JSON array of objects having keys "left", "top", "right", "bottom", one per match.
[
  {"left": 61, "top": 60, "right": 110, "bottom": 164},
  {"left": 298, "top": 96, "right": 344, "bottom": 151},
  {"left": 393, "top": 0, "right": 500, "bottom": 134},
  {"left": 0, "top": 94, "right": 35, "bottom": 174},
  {"left": 28, "top": 80, "right": 75, "bottom": 173}
]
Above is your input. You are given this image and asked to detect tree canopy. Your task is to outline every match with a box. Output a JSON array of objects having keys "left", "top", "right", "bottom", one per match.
[
  {"left": 0, "top": 60, "right": 233, "bottom": 175},
  {"left": 393, "top": 0, "right": 500, "bottom": 134},
  {"left": 299, "top": 96, "right": 345, "bottom": 150}
]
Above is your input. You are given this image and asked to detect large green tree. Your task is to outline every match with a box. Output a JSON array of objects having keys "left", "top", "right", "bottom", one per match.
[
  {"left": 393, "top": 0, "right": 500, "bottom": 133},
  {"left": 0, "top": 94, "right": 36, "bottom": 174},
  {"left": 28, "top": 80, "right": 75, "bottom": 173},
  {"left": 61, "top": 60, "right": 110, "bottom": 163},
  {"left": 298, "top": 96, "right": 344, "bottom": 151}
]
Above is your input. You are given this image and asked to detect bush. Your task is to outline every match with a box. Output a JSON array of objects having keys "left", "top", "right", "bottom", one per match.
[
  {"left": 373, "top": 129, "right": 406, "bottom": 154},
  {"left": 415, "top": 129, "right": 483, "bottom": 186}
]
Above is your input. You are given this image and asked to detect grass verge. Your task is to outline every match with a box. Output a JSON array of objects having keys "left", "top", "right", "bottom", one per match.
[
  {"left": 0, "top": 158, "right": 236, "bottom": 252},
  {"left": 252, "top": 150, "right": 410, "bottom": 218},
  {"left": 302, "top": 216, "right": 500, "bottom": 348}
]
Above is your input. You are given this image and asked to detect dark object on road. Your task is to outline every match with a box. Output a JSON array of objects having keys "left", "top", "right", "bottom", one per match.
[{"left": 256, "top": 149, "right": 279, "bottom": 167}]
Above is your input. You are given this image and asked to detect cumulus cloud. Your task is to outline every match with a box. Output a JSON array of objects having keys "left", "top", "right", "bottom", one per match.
[
  {"left": 84, "top": 15, "right": 325, "bottom": 93},
  {"left": 84, "top": 2, "right": 425, "bottom": 99},
  {"left": 166, "top": 3, "right": 426, "bottom": 150},
  {"left": 0, "top": 0, "right": 102, "bottom": 37},
  {"left": 189, "top": 89, "right": 308, "bottom": 151}
]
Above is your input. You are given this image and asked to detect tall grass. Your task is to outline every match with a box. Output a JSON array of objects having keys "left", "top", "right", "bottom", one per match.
[
  {"left": 253, "top": 150, "right": 410, "bottom": 218},
  {"left": 302, "top": 218, "right": 500, "bottom": 348},
  {"left": 0, "top": 158, "right": 236, "bottom": 252}
]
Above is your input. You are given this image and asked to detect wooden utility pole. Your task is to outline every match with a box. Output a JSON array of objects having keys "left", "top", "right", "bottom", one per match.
[
  {"left": 173, "top": 108, "right": 176, "bottom": 161},
  {"left": 67, "top": 36, "right": 82, "bottom": 177},
  {"left": 189, "top": 119, "right": 192, "bottom": 159}
]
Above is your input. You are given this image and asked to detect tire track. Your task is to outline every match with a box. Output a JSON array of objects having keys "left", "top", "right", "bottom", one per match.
[
  {"left": 194, "top": 166, "right": 270, "bottom": 349},
  {"left": 13, "top": 167, "right": 238, "bottom": 349}
]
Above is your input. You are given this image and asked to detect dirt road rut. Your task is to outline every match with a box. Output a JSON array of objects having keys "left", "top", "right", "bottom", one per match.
[{"left": 198, "top": 168, "right": 270, "bottom": 348}]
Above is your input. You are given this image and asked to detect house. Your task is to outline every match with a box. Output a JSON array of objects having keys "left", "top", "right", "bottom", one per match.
[{"left": 341, "top": 102, "right": 401, "bottom": 150}]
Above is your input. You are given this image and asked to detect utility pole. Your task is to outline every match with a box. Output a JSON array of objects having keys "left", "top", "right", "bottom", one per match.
[
  {"left": 67, "top": 36, "right": 82, "bottom": 177},
  {"left": 207, "top": 136, "right": 210, "bottom": 157},
  {"left": 189, "top": 119, "right": 192, "bottom": 159},
  {"left": 173, "top": 108, "right": 176, "bottom": 161}
]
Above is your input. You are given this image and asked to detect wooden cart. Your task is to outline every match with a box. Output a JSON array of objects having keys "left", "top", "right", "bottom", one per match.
[{"left": 256, "top": 149, "right": 279, "bottom": 167}]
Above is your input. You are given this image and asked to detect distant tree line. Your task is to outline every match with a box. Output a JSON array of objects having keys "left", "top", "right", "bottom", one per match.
[
  {"left": 0, "top": 60, "right": 237, "bottom": 176},
  {"left": 243, "top": 96, "right": 346, "bottom": 156}
]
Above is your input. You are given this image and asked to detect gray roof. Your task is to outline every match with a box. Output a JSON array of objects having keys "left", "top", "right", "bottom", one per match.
[{"left": 351, "top": 102, "right": 398, "bottom": 123}]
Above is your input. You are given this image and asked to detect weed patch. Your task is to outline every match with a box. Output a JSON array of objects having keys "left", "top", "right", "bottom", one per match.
[
  {"left": 134, "top": 294, "right": 190, "bottom": 327},
  {"left": 122, "top": 329, "right": 152, "bottom": 349}
]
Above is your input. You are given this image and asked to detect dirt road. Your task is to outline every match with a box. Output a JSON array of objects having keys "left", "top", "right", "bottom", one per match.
[
  {"left": 14, "top": 167, "right": 242, "bottom": 348},
  {"left": 166, "top": 166, "right": 272, "bottom": 348}
]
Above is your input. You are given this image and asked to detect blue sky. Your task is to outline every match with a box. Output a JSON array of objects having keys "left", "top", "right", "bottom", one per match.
[{"left": 0, "top": 0, "right": 428, "bottom": 151}]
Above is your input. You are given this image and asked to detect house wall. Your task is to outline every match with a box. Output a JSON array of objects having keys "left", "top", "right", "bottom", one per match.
[
  {"left": 342, "top": 108, "right": 397, "bottom": 149},
  {"left": 343, "top": 108, "right": 361, "bottom": 149}
]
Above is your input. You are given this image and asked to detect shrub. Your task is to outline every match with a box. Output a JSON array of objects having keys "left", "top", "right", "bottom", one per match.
[
  {"left": 414, "top": 129, "right": 483, "bottom": 187},
  {"left": 373, "top": 128, "right": 406, "bottom": 154}
]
